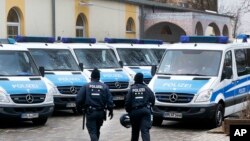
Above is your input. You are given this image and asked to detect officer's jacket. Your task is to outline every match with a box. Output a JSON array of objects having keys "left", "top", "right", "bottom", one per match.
[
  {"left": 125, "top": 83, "right": 155, "bottom": 113},
  {"left": 76, "top": 81, "right": 113, "bottom": 110}
]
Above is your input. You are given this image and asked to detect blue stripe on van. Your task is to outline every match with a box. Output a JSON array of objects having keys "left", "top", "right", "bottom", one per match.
[
  {"left": 46, "top": 74, "right": 87, "bottom": 86},
  {"left": 130, "top": 68, "right": 152, "bottom": 78},
  {"left": 153, "top": 79, "right": 208, "bottom": 94},
  {"left": 0, "top": 80, "right": 47, "bottom": 94},
  {"left": 100, "top": 71, "right": 129, "bottom": 82}
]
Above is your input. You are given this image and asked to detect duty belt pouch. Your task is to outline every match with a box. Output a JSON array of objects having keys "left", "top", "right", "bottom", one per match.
[{"left": 87, "top": 107, "right": 93, "bottom": 114}]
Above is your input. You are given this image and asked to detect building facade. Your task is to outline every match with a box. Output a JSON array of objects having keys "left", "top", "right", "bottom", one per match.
[{"left": 0, "top": 0, "right": 231, "bottom": 42}]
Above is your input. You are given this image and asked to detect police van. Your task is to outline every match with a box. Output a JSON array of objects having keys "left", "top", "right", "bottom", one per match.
[
  {"left": 149, "top": 36, "right": 250, "bottom": 127},
  {"left": 60, "top": 37, "right": 133, "bottom": 101},
  {"left": 105, "top": 38, "right": 160, "bottom": 84},
  {"left": 15, "top": 36, "right": 89, "bottom": 113},
  {"left": 0, "top": 39, "right": 54, "bottom": 125}
]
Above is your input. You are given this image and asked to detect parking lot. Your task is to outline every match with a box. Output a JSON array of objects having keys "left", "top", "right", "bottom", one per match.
[{"left": 0, "top": 108, "right": 229, "bottom": 141}]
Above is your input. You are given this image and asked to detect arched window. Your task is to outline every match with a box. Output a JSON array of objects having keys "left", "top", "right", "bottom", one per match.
[
  {"left": 7, "top": 8, "right": 20, "bottom": 38},
  {"left": 76, "top": 14, "right": 86, "bottom": 37},
  {"left": 126, "top": 18, "right": 135, "bottom": 32},
  {"left": 195, "top": 22, "right": 203, "bottom": 35},
  {"left": 222, "top": 25, "right": 229, "bottom": 36},
  {"left": 161, "top": 25, "right": 172, "bottom": 35}
]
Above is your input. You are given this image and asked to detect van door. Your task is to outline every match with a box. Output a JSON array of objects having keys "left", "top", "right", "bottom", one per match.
[
  {"left": 221, "top": 50, "right": 236, "bottom": 116},
  {"left": 233, "top": 48, "right": 249, "bottom": 113}
]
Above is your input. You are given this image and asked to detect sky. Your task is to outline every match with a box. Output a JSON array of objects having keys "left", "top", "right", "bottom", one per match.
[{"left": 218, "top": 0, "right": 250, "bottom": 35}]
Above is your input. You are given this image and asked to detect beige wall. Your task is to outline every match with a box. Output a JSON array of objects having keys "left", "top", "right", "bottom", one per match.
[
  {"left": 0, "top": 0, "right": 6, "bottom": 38},
  {"left": 25, "top": 0, "right": 52, "bottom": 36}
]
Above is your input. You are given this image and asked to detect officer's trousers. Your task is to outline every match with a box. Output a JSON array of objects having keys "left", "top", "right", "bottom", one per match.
[
  {"left": 129, "top": 107, "right": 151, "bottom": 141},
  {"left": 86, "top": 111, "right": 105, "bottom": 141}
]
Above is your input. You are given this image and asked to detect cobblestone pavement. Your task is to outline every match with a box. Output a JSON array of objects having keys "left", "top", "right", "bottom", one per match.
[{"left": 0, "top": 108, "right": 229, "bottom": 141}]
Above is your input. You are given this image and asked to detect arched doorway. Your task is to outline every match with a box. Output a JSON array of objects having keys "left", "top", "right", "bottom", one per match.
[
  {"left": 145, "top": 22, "right": 186, "bottom": 43},
  {"left": 222, "top": 25, "right": 229, "bottom": 36},
  {"left": 195, "top": 22, "right": 203, "bottom": 35},
  {"left": 205, "top": 23, "right": 220, "bottom": 36}
]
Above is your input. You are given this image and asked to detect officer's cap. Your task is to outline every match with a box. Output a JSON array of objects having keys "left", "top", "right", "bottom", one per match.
[
  {"left": 91, "top": 68, "right": 100, "bottom": 79},
  {"left": 134, "top": 73, "right": 144, "bottom": 84}
]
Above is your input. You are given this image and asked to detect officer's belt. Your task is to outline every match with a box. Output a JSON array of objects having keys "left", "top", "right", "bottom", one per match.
[
  {"left": 132, "top": 105, "right": 146, "bottom": 110},
  {"left": 88, "top": 107, "right": 104, "bottom": 111}
]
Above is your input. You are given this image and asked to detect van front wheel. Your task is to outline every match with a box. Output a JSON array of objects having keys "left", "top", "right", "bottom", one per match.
[
  {"left": 210, "top": 103, "right": 224, "bottom": 128},
  {"left": 32, "top": 117, "right": 48, "bottom": 126}
]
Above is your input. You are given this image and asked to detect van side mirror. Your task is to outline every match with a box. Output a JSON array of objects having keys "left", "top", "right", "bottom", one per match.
[
  {"left": 221, "top": 66, "right": 232, "bottom": 81},
  {"left": 151, "top": 65, "right": 157, "bottom": 76},
  {"left": 39, "top": 66, "right": 45, "bottom": 77},
  {"left": 79, "top": 63, "right": 84, "bottom": 71},
  {"left": 119, "top": 61, "right": 124, "bottom": 68}
]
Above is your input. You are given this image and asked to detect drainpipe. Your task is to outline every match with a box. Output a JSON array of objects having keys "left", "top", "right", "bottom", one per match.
[
  {"left": 52, "top": 0, "right": 56, "bottom": 37},
  {"left": 140, "top": 5, "right": 145, "bottom": 39}
]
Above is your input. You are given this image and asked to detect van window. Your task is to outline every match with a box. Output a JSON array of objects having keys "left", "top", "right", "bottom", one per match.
[
  {"left": 235, "top": 49, "right": 250, "bottom": 76},
  {"left": 0, "top": 51, "right": 40, "bottom": 76},
  {"left": 29, "top": 49, "right": 80, "bottom": 71},
  {"left": 221, "top": 50, "right": 233, "bottom": 80},
  {"left": 158, "top": 50, "right": 222, "bottom": 76}
]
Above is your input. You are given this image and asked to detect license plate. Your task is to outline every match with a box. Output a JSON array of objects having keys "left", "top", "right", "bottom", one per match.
[
  {"left": 66, "top": 103, "right": 76, "bottom": 108},
  {"left": 21, "top": 113, "right": 39, "bottom": 119},
  {"left": 163, "top": 112, "right": 182, "bottom": 119},
  {"left": 113, "top": 96, "right": 124, "bottom": 100}
]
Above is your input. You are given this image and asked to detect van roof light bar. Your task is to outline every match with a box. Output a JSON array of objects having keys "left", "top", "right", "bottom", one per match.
[
  {"left": 61, "top": 37, "right": 96, "bottom": 43},
  {"left": 15, "top": 35, "right": 55, "bottom": 43},
  {"left": 236, "top": 34, "right": 249, "bottom": 42},
  {"left": 138, "top": 39, "right": 163, "bottom": 45},
  {"left": 180, "top": 36, "right": 229, "bottom": 44},
  {"left": 104, "top": 38, "right": 138, "bottom": 44}
]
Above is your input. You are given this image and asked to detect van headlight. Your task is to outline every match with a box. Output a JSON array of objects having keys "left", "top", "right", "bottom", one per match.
[
  {"left": 195, "top": 89, "right": 212, "bottom": 102},
  {"left": 0, "top": 91, "right": 10, "bottom": 103},
  {"left": 45, "top": 87, "right": 56, "bottom": 102}
]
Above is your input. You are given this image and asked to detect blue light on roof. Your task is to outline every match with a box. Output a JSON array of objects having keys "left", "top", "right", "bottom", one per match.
[
  {"left": 236, "top": 34, "right": 249, "bottom": 42},
  {"left": 138, "top": 39, "right": 163, "bottom": 45},
  {"left": 0, "top": 38, "right": 16, "bottom": 44},
  {"left": 61, "top": 37, "right": 96, "bottom": 43},
  {"left": 15, "top": 35, "right": 55, "bottom": 43},
  {"left": 104, "top": 38, "right": 138, "bottom": 44},
  {"left": 180, "top": 36, "right": 229, "bottom": 44}
]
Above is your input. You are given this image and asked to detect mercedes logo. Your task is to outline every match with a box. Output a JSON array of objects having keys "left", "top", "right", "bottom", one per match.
[
  {"left": 115, "top": 82, "right": 121, "bottom": 89},
  {"left": 169, "top": 93, "right": 178, "bottom": 103},
  {"left": 70, "top": 86, "right": 77, "bottom": 94},
  {"left": 26, "top": 94, "right": 34, "bottom": 103}
]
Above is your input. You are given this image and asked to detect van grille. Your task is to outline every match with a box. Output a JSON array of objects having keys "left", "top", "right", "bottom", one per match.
[
  {"left": 104, "top": 82, "right": 129, "bottom": 89},
  {"left": 155, "top": 93, "right": 194, "bottom": 103},
  {"left": 57, "top": 86, "right": 81, "bottom": 94},
  {"left": 10, "top": 94, "right": 45, "bottom": 104}
]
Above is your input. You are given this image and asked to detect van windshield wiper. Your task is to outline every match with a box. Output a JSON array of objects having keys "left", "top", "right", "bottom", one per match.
[{"left": 178, "top": 73, "right": 207, "bottom": 76}]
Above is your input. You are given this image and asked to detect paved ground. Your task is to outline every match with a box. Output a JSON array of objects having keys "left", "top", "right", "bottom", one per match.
[{"left": 0, "top": 108, "right": 229, "bottom": 141}]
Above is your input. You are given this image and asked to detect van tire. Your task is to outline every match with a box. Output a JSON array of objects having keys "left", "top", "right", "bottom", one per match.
[
  {"left": 210, "top": 103, "right": 224, "bottom": 128},
  {"left": 32, "top": 117, "right": 48, "bottom": 126},
  {"left": 152, "top": 116, "right": 163, "bottom": 126}
]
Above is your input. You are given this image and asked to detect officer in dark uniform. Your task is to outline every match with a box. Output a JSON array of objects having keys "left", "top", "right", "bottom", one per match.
[
  {"left": 76, "top": 68, "right": 114, "bottom": 141},
  {"left": 125, "top": 73, "right": 155, "bottom": 141}
]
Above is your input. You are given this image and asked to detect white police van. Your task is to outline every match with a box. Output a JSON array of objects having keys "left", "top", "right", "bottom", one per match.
[
  {"left": 149, "top": 36, "right": 250, "bottom": 127},
  {"left": 105, "top": 38, "right": 160, "bottom": 84},
  {"left": 60, "top": 37, "right": 133, "bottom": 101},
  {"left": 0, "top": 39, "right": 54, "bottom": 125},
  {"left": 15, "top": 36, "right": 89, "bottom": 113}
]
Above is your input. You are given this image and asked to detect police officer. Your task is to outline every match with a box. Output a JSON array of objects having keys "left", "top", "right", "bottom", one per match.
[
  {"left": 76, "top": 68, "right": 114, "bottom": 141},
  {"left": 125, "top": 73, "right": 155, "bottom": 141}
]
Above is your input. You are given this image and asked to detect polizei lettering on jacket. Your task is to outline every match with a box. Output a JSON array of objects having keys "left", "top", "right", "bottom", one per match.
[{"left": 89, "top": 85, "right": 103, "bottom": 89}]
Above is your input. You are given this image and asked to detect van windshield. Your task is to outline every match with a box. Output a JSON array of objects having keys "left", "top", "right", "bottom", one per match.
[
  {"left": 151, "top": 49, "right": 166, "bottom": 63},
  {"left": 74, "top": 49, "right": 120, "bottom": 69},
  {"left": 0, "top": 51, "right": 40, "bottom": 76},
  {"left": 117, "top": 48, "right": 158, "bottom": 66},
  {"left": 29, "top": 49, "right": 80, "bottom": 71},
  {"left": 158, "top": 50, "right": 222, "bottom": 76}
]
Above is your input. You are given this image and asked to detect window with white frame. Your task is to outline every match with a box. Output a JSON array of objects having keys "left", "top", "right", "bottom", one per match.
[
  {"left": 126, "top": 17, "right": 135, "bottom": 32},
  {"left": 7, "top": 8, "right": 20, "bottom": 38},
  {"left": 76, "top": 14, "right": 86, "bottom": 37}
]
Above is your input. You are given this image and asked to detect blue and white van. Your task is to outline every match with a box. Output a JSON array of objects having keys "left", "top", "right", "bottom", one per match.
[
  {"left": 106, "top": 38, "right": 160, "bottom": 84},
  {"left": 149, "top": 36, "right": 250, "bottom": 127},
  {"left": 0, "top": 39, "right": 54, "bottom": 125},
  {"left": 61, "top": 38, "right": 133, "bottom": 101},
  {"left": 15, "top": 36, "right": 89, "bottom": 113}
]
